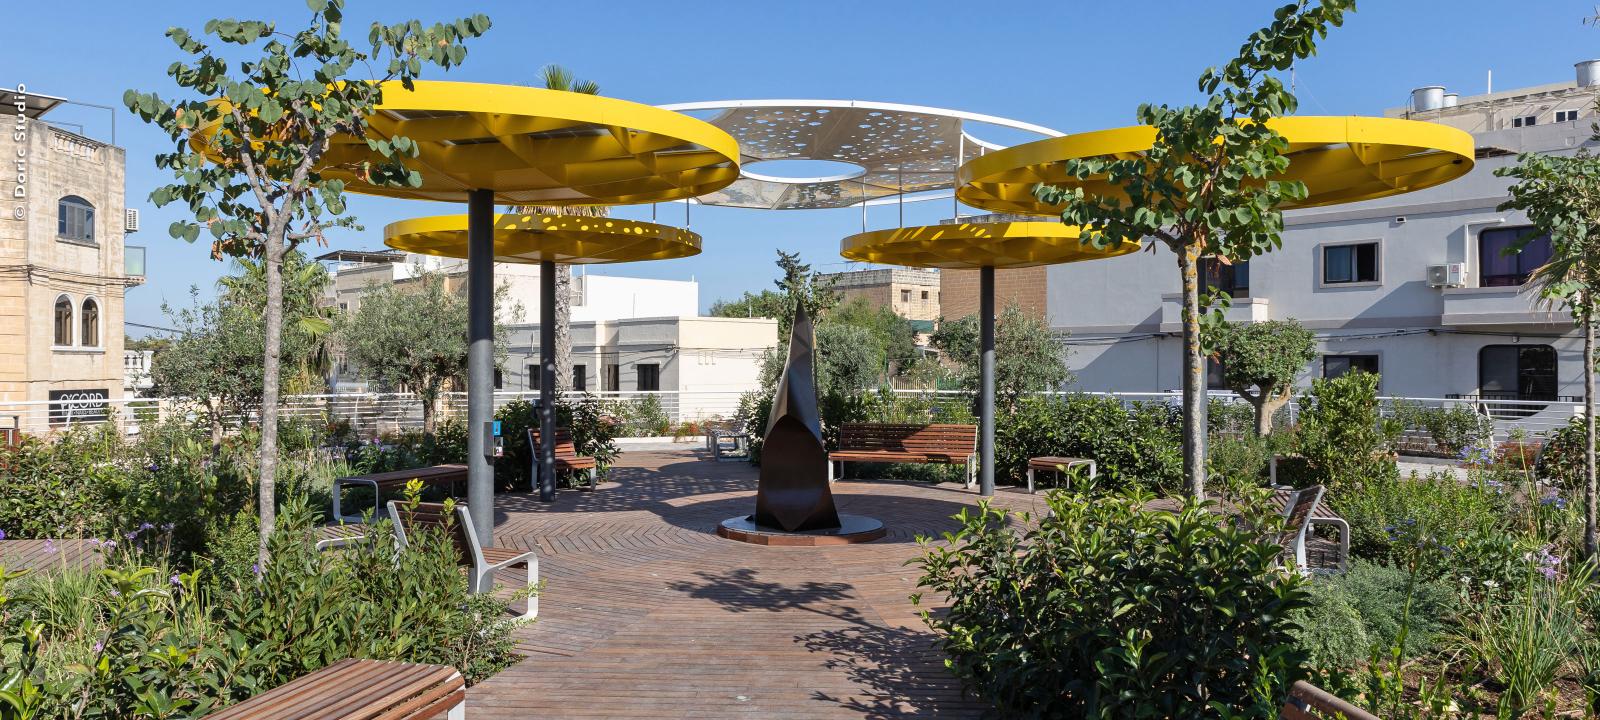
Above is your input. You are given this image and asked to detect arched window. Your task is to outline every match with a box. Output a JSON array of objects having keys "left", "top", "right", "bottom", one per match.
[
  {"left": 53, "top": 295, "right": 73, "bottom": 346},
  {"left": 80, "top": 298, "right": 99, "bottom": 347},
  {"left": 57, "top": 196, "right": 95, "bottom": 243}
]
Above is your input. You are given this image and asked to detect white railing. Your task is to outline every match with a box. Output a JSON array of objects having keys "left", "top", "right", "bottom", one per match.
[{"left": 0, "top": 388, "right": 1580, "bottom": 445}]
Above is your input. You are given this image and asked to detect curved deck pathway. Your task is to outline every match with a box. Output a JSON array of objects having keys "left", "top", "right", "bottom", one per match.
[{"left": 471, "top": 444, "right": 1047, "bottom": 719}]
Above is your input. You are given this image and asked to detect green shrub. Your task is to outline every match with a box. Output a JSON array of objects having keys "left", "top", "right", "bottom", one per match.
[
  {"left": 994, "top": 394, "right": 1183, "bottom": 492},
  {"left": 1294, "top": 371, "right": 1400, "bottom": 489},
  {"left": 1332, "top": 470, "right": 1511, "bottom": 572},
  {"left": 606, "top": 395, "right": 671, "bottom": 437},
  {"left": 1334, "top": 561, "right": 1457, "bottom": 659},
  {"left": 1406, "top": 403, "right": 1490, "bottom": 456},
  {"left": 1209, "top": 433, "right": 1270, "bottom": 493},
  {"left": 1290, "top": 578, "right": 1371, "bottom": 673},
  {"left": 1537, "top": 416, "right": 1590, "bottom": 498},
  {"left": 914, "top": 490, "right": 1308, "bottom": 717},
  {"left": 1208, "top": 398, "right": 1258, "bottom": 437}
]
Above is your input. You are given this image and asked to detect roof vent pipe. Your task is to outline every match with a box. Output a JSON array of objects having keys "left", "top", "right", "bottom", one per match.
[
  {"left": 1411, "top": 86, "right": 1446, "bottom": 112},
  {"left": 1442, "top": 93, "right": 1459, "bottom": 108},
  {"left": 1577, "top": 60, "right": 1600, "bottom": 87}
]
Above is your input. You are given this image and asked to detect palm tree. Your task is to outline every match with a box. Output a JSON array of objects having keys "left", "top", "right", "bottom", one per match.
[
  {"left": 218, "top": 250, "right": 336, "bottom": 394},
  {"left": 512, "top": 64, "right": 605, "bottom": 392}
]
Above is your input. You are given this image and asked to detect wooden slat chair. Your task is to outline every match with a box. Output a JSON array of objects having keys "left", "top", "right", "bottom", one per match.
[
  {"left": 332, "top": 464, "right": 468, "bottom": 523},
  {"left": 202, "top": 658, "right": 465, "bottom": 720},
  {"left": 527, "top": 428, "right": 599, "bottom": 491},
  {"left": 1279, "top": 680, "right": 1378, "bottom": 720},
  {"left": 387, "top": 501, "right": 538, "bottom": 619},
  {"left": 828, "top": 423, "right": 978, "bottom": 488},
  {"left": 1272, "top": 486, "right": 1349, "bottom": 574},
  {"left": 1275, "top": 485, "right": 1326, "bottom": 576}
]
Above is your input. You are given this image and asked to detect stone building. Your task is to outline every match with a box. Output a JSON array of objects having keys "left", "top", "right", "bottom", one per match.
[
  {"left": 0, "top": 86, "right": 142, "bottom": 431},
  {"left": 815, "top": 267, "right": 941, "bottom": 321}
]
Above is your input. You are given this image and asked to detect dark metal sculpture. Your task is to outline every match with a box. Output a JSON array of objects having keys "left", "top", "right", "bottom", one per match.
[{"left": 753, "top": 303, "right": 841, "bottom": 531}]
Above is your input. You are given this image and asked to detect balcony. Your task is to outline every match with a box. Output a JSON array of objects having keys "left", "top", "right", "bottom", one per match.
[
  {"left": 1440, "top": 285, "right": 1564, "bottom": 326},
  {"left": 1160, "top": 294, "right": 1269, "bottom": 332},
  {"left": 124, "top": 350, "right": 153, "bottom": 391}
]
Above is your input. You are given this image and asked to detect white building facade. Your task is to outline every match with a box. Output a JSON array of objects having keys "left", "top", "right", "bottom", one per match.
[{"left": 1050, "top": 69, "right": 1600, "bottom": 406}]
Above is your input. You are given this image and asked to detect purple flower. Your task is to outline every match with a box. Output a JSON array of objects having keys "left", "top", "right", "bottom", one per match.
[
  {"left": 161, "top": 523, "right": 174, "bottom": 532},
  {"left": 43, "top": 539, "right": 55, "bottom": 554},
  {"left": 139, "top": 522, "right": 154, "bottom": 531},
  {"left": 169, "top": 574, "right": 182, "bottom": 586},
  {"left": 108, "top": 589, "right": 120, "bottom": 597},
  {"left": 146, "top": 463, "right": 159, "bottom": 472},
  {"left": 251, "top": 563, "right": 262, "bottom": 578},
  {"left": 92, "top": 641, "right": 104, "bottom": 653},
  {"left": 0, "top": 529, "right": 6, "bottom": 541},
  {"left": 124, "top": 531, "right": 137, "bottom": 541}
]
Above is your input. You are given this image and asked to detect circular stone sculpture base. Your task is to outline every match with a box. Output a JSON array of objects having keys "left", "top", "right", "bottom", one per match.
[{"left": 716, "top": 514, "right": 886, "bottom": 546}]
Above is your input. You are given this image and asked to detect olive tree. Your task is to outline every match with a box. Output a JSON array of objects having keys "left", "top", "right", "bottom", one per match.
[
  {"left": 1497, "top": 147, "right": 1600, "bottom": 557},
  {"left": 1036, "top": 0, "right": 1354, "bottom": 498},
  {"left": 931, "top": 304, "right": 1070, "bottom": 412},
  {"left": 1211, "top": 319, "right": 1316, "bottom": 436},
  {"left": 125, "top": 0, "right": 489, "bottom": 560}
]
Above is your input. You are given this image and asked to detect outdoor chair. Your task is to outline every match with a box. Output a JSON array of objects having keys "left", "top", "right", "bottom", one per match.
[
  {"left": 707, "top": 419, "right": 751, "bottom": 462},
  {"left": 1275, "top": 485, "right": 1326, "bottom": 576},
  {"left": 201, "top": 658, "right": 465, "bottom": 720},
  {"left": 1278, "top": 679, "right": 1378, "bottom": 719},
  {"left": 387, "top": 500, "right": 538, "bottom": 619},
  {"left": 527, "top": 427, "right": 599, "bottom": 491}
]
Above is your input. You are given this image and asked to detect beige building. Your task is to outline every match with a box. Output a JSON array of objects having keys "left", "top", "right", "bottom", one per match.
[
  {"left": 816, "top": 267, "right": 941, "bottom": 321},
  {"left": 1, "top": 87, "right": 141, "bottom": 431}
]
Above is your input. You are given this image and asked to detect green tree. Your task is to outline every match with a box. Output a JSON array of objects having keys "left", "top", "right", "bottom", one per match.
[
  {"left": 149, "top": 289, "right": 268, "bottom": 450},
  {"left": 125, "top": 0, "right": 490, "bottom": 560},
  {"left": 338, "top": 269, "right": 516, "bottom": 435},
  {"left": 815, "top": 323, "right": 885, "bottom": 397},
  {"left": 825, "top": 296, "right": 919, "bottom": 378},
  {"left": 1035, "top": 0, "right": 1354, "bottom": 498},
  {"left": 1211, "top": 319, "right": 1316, "bottom": 436},
  {"left": 1496, "top": 146, "right": 1600, "bottom": 557},
  {"left": 217, "top": 249, "right": 334, "bottom": 394},
  {"left": 709, "top": 289, "right": 786, "bottom": 320},
  {"left": 710, "top": 251, "right": 840, "bottom": 336},
  {"left": 512, "top": 64, "right": 603, "bottom": 391},
  {"left": 931, "top": 304, "right": 1070, "bottom": 411}
]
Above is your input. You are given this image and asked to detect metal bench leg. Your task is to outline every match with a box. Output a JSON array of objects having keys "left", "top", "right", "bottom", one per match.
[
  {"left": 1026, "top": 467, "right": 1035, "bottom": 494},
  {"left": 524, "top": 556, "right": 539, "bottom": 619},
  {"left": 587, "top": 467, "right": 597, "bottom": 491},
  {"left": 828, "top": 460, "right": 836, "bottom": 484},
  {"left": 448, "top": 701, "right": 466, "bottom": 720}
]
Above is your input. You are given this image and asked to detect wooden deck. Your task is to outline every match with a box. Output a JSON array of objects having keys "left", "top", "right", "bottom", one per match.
[
  {"left": 471, "top": 444, "right": 1049, "bottom": 719},
  {"left": 0, "top": 539, "right": 104, "bottom": 573}
]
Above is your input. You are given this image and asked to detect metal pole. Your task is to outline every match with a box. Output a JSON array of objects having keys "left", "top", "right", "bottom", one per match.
[
  {"left": 954, "top": 132, "right": 964, "bottom": 221},
  {"left": 466, "top": 189, "right": 495, "bottom": 545},
  {"left": 538, "top": 259, "right": 558, "bottom": 502},
  {"left": 897, "top": 166, "right": 904, "bottom": 227},
  {"left": 979, "top": 265, "right": 996, "bottom": 497}
]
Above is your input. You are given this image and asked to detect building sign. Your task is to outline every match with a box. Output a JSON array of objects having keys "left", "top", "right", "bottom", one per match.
[{"left": 49, "top": 388, "right": 108, "bottom": 425}]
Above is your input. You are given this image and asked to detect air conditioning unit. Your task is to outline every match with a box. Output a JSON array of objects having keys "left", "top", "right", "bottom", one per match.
[
  {"left": 124, "top": 208, "right": 140, "bottom": 233},
  {"left": 1427, "top": 263, "right": 1466, "bottom": 288}
]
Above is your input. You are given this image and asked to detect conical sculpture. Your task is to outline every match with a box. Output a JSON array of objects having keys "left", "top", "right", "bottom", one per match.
[{"left": 753, "top": 303, "right": 841, "bottom": 531}]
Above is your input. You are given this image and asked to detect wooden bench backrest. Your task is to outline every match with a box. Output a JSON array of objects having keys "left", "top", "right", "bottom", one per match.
[
  {"left": 1279, "top": 680, "right": 1378, "bottom": 720},
  {"left": 391, "top": 501, "right": 477, "bottom": 569},
  {"left": 838, "top": 423, "right": 976, "bottom": 455},
  {"left": 202, "top": 657, "right": 464, "bottom": 720},
  {"left": 1277, "top": 485, "right": 1325, "bottom": 550},
  {"left": 528, "top": 427, "right": 584, "bottom": 459}
]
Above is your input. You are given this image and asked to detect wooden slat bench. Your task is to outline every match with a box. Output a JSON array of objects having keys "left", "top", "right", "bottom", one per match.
[
  {"left": 828, "top": 423, "right": 978, "bottom": 488},
  {"left": 1279, "top": 680, "right": 1377, "bottom": 719},
  {"left": 1272, "top": 487, "right": 1350, "bottom": 573},
  {"left": 528, "top": 428, "right": 599, "bottom": 491},
  {"left": 1025, "top": 456, "right": 1097, "bottom": 493},
  {"left": 203, "top": 657, "right": 465, "bottom": 719},
  {"left": 333, "top": 464, "right": 468, "bottom": 524}
]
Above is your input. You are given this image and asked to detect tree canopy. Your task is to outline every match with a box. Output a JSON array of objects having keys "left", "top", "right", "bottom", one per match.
[
  {"left": 1211, "top": 319, "right": 1316, "bottom": 435},
  {"left": 930, "top": 304, "right": 1070, "bottom": 411}
]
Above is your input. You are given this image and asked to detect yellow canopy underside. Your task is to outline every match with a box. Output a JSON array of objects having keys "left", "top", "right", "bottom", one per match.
[
  {"left": 384, "top": 213, "right": 701, "bottom": 265},
  {"left": 192, "top": 81, "right": 741, "bottom": 206},
  {"left": 955, "top": 116, "right": 1475, "bottom": 216},
  {"left": 840, "top": 222, "right": 1141, "bottom": 269}
]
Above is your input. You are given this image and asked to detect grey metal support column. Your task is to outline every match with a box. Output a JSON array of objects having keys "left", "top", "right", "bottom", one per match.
[
  {"left": 979, "top": 265, "right": 996, "bottom": 497},
  {"left": 538, "top": 259, "right": 557, "bottom": 502},
  {"left": 466, "top": 189, "right": 495, "bottom": 546}
]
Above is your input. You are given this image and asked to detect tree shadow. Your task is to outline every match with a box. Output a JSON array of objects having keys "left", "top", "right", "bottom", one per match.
[
  {"left": 665, "top": 567, "right": 865, "bottom": 625},
  {"left": 799, "top": 623, "right": 983, "bottom": 719}
]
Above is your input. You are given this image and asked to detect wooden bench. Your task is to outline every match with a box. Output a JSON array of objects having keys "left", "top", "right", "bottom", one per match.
[
  {"left": 389, "top": 500, "right": 539, "bottom": 619},
  {"left": 828, "top": 423, "right": 978, "bottom": 488},
  {"left": 203, "top": 657, "right": 465, "bottom": 719},
  {"left": 528, "top": 428, "right": 599, "bottom": 491},
  {"left": 332, "top": 464, "right": 468, "bottom": 524},
  {"left": 1025, "top": 456, "right": 1097, "bottom": 493},
  {"left": 1279, "top": 680, "right": 1377, "bottom": 720},
  {"left": 1271, "top": 487, "right": 1349, "bottom": 573}
]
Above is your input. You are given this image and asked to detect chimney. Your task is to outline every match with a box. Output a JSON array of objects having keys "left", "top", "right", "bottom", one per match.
[{"left": 1410, "top": 86, "right": 1446, "bottom": 112}]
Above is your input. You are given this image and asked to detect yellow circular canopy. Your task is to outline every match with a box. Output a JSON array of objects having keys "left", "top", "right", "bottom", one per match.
[
  {"left": 193, "top": 81, "right": 741, "bottom": 206},
  {"left": 385, "top": 213, "right": 701, "bottom": 265},
  {"left": 840, "top": 221, "right": 1141, "bottom": 269},
  {"left": 956, "top": 116, "right": 1474, "bottom": 216}
]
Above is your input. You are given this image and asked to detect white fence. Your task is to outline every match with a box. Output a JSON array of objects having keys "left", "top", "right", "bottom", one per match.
[{"left": 0, "top": 388, "right": 1580, "bottom": 444}]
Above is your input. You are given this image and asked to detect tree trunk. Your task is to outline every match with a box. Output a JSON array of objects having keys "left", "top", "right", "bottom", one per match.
[
  {"left": 1178, "top": 245, "right": 1207, "bottom": 499},
  {"left": 208, "top": 397, "right": 224, "bottom": 457},
  {"left": 257, "top": 236, "right": 285, "bottom": 565},
  {"left": 1258, "top": 392, "right": 1288, "bottom": 438},
  {"left": 1585, "top": 304, "right": 1596, "bottom": 558},
  {"left": 555, "top": 263, "right": 573, "bottom": 390},
  {"left": 421, "top": 389, "right": 436, "bottom": 436}
]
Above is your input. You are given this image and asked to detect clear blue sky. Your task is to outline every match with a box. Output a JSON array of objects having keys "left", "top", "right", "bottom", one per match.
[{"left": 11, "top": 0, "right": 1600, "bottom": 330}]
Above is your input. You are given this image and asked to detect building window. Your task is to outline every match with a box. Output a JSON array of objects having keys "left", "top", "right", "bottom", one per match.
[
  {"left": 921, "top": 290, "right": 929, "bottom": 300},
  {"left": 53, "top": 295, "right": 73, "bottom": 346},
  {"left": 900, "top": 289, "right": 911, "bottom": 302},
  {"left": 1479, "top": 344, "right": 1557, "bottom": 400},
  {"left": 1512, "top": 115, "right": 1538, "bottom": 128},
  {"left": 573, "top": 365, "right": 587, "bottom": 392},
  {"left": 80, "top": 298, "right": 99, "bottom": 347},
  {"left": 1322, "top": 242, "right": 1379, "bottom": 284},
  {"left": 1200, "top": 257, "right": 1250, "bottom": 298},
  {"left": 605, "top": 363, "right": 620, "bottom": 392},
  {"left": 493, "top": 368, "right": 503, "bottom": 390},
  {"left": 526, "top": 364, "right": 540, "bottom": 391},
  {"left": 1324, "top": 354, "right": 1379, "bottom": 379},
  {"left": 1557, "top": 109, "right": 1581, "bottom": 123},
  {"left": 1479, "top": 226, "right": 1553, "bottom": 287},
  {"left": 57, "top": 196, "right": 95, "bottom": 243},
  {"left": 636, "top": 363, "right": 660, "bottom": 391}
]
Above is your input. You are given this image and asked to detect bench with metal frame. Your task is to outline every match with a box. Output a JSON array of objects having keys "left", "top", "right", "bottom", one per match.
[
  {"left": 1279, "top": 679, "right": 1378, "bottom": 719},
  {"left": 201, "top": 657, "right": 466, "bottom": 720},
  {"left": 1024, "top": 456, "right": 1097, "bottom": 493},
  {"left": 528, "top": 427, "right": 599, "bottom": 491},
  {"left": 388, "top": 500, "right": 539, "bottom": 619},
  {"left": 332, "top": 464, "right": 468, "bottom": 524},
  {"left": 827, "top": 423, "right": 978, "bottom": 488}
]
